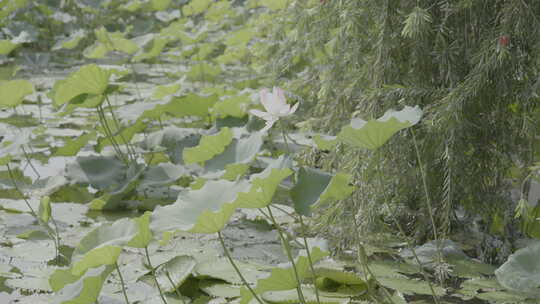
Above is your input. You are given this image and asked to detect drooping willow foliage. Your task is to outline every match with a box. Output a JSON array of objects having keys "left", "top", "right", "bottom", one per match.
[{"left": 260, "top": 0, "right": 540, "bottom": 262}]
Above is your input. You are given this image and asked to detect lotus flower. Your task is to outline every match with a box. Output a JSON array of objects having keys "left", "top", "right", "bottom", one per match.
[{"left": 249, "top": 87, "right": 299, "bottom": 132}]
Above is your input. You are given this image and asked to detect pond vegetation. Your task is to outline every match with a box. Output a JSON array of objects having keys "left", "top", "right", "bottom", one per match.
[{"left": 1, "top": 1, "right": 540, "bottom": 303}]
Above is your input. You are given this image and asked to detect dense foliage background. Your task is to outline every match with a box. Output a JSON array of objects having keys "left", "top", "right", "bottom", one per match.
[
  {"left": 2, "top": 0, "right": 540, "bottom": 303},
  {"left": 261, "top": 0, "right": 540, "bottom": 263}
]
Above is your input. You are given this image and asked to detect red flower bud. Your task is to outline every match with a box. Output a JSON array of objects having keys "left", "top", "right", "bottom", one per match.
[{"left": 499, "top": 35, "right": 510, "bottom": 47}]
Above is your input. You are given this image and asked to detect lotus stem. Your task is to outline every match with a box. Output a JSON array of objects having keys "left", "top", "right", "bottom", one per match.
[
  {"left": 298, "top": 215, "right": 320, "bottom": 304},
  {"left": 115, "top": 262, "right": 130, "bottom": 304},
  {"left": 266, "top": 206, "right": 306, "bottom": 304},
  {"left": 217, "top": 231, "right": 265, "bottom": 304},
  {"left": 145, "top": 246, "right": 168, "bottom": 304}
]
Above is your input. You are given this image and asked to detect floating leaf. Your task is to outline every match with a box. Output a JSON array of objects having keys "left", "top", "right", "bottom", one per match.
[
  {"left": 186, "top": 62, "right": 222, "bottom": 82},
  {"left": 262, "top": 288, "right": 346, "bottom": 304},
  {"left": 183, "top": 127, "right": 233, "bottom": 164},
  {"left": 151, "top": 179, "right": 250, "bottom": 234},
  {"left": 495, "top": 241, "right": 540, "bottom": 298},
  {"left": 152, "top": 83, "right": 181, "bottom": 100},
  {"left": 0, "top": 129, "right": 31, "bottom": 165},
  {"left": 141, "top": 94, "right": 218, "bottom": 120},
  {"left": 199, "top": 281, "right": 240, "bottom": 298},
  {"left": 446, "top": 254, "right": 495, "bottom": 278},
  {"left": 376, "top": 276, "right": 445, "bottom": 296},
  {"left": 225, "top": 29, "right": 255, "bottom": 47},
  {"left": 212, "top": 94, "right": 251, "bottom": 118},
  {"left": 240, "top": 247, "right": 328, "bottom": 304},
  {"left": 150, "top": 0, "right": 171, "bottom": 10},
  {"left": 195, "top": 258, "right": 268, "bottom": 285},
  {"left": 182, "top": 0, "right": 212, "bottom": 16},
  {"left": 71, "top": 218, "right": 139, "bottom": 275},
  {"left": 0, "top": 79, "right": 34, "bottom": 108},
  {"left": 337, "top": 106, "right": 423, "bottom": 150}
]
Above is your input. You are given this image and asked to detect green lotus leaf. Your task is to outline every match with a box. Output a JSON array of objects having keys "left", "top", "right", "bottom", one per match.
[
  {"left": 495, "top": 241, "right": 540, "bottom": 298},
  {"left": 186, "top": 62, "right": 222, "bottom": 82},
  {"left": 51, "top": 265, "right": 114, "bottom": 304},
  {"left": 241, "top": 247, "right": 329, "bottom": 304},
  {"left": 38, "top": 196, "right": 51, "bottom": 223},
  {"left": 127, "top": 212, "right": 153, "bottom": 248},
  {"left": 225, "top": 29, "right": 255, "bottom": 47},
  {"left": 0, "top": 40, "right": 19, "bottom": 55},
  {"left": 313, "top": 134, "right": 338, "bottom": 150},
  {"left": 140, "top": 163, "right": 188, "bottom": 187},
  {"left": 256, "top": 0, "right": 288, "bottom": 10},
  {"left": 319, "top": 173, "right": 355, "bottom": 204},
  {"left": 141, "top": 93, "right": 218, "bottom": 120},
  {"left": 199, "top": 281, "right": 240, "bottom": 298},
  {"left": 262, "top": 288, "right": 347, "bottom": 304},
  {"left": 52, "top": 30, "right": 85, "bottom": 51},
  {"left": 182, "top": 0, "right": 212, "bottom": 16},
  {"left": 84, "top": 27, "right": 138, "bottom": 58},
  {"left": 376, "top": 276, "right": 445, "bottom": 296},
  {"left": 0, "top": 129, "right": 32, "bottom": 164},
  {"left": 236, "top": 156, "right": 293, "bottom": 209},
  {"left": 151, "top": 179, "right": 250, "bottom": 235},
  {"left": 71, "top": 217, "right": 139, "bottom": 275},
  {"left": 212, "top": 94, "right": 251, "bottom": 118},
  {"left": 292, "top": 169, "right": 357, "bottom": 217},
  {"left": 0, "top": 79, "right": 34, "bottom": 108},
  {"left": 155, "top": 255, "right": 197, "bottom": 292},
  {"left": 337, "top": 106, "right": 423, "bottom": 150},
  {"left": 205, "top": 131, "right": 264, "bottom": 172},
  {"left": 216, "top": 46, "right": 248, "bottom": 64},
  {"left": 221, "top": 163, "right": 250, "bottom": 181},
  {"left": 96, "top": 119, "right": 147, "bottom": 152},
  {"left": 53, "top": 132, "right": 96, "bottom": 157},
  {"left": 309, "top": 262, "right": 367, "bottom": 289},
  {"left": 88, "top": 163, "right": 145, "bottom": 211},
  {"left": 183, "top": 127, "right": 233, "bottom": 164},
  {"left": 152, "top": 82, "right": 181, "bottom": 100},
  {"left": 150, "top": 0, "right": 171, "bottom": 10},
  {"left": 52, "top": 64, "right": 111, "bottom": 106},
  {"left": 134, "top": 37, "right": 170, "bottom": 62},
  {"left": 195, "top": 258, "right": 268, "bottom": 284},
  {"left": 71, "top": 246, "right": 122, "bottom": 276},
  {"left": 291, "top": 167, "right": 332, "bottom": 216},
  {"left": 66, "top": 155, "right": 126, "bottom": 191},
  {"left": 205, "top": 0, "right": 234, "bottom": 22}
]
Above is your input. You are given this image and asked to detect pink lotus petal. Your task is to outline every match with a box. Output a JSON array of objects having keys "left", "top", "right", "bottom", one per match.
[
  {"left": 249, "top": 109, "right": 274, "bottom": 121},
  {"left": 290, "top": 102, "right": 299, "bottom": 114},
  {"left": 259, "top": 88, "right": 270, "bottom": 110},
  {"left": 274, "top": 87, "right": 286, "bottom": 104}
]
